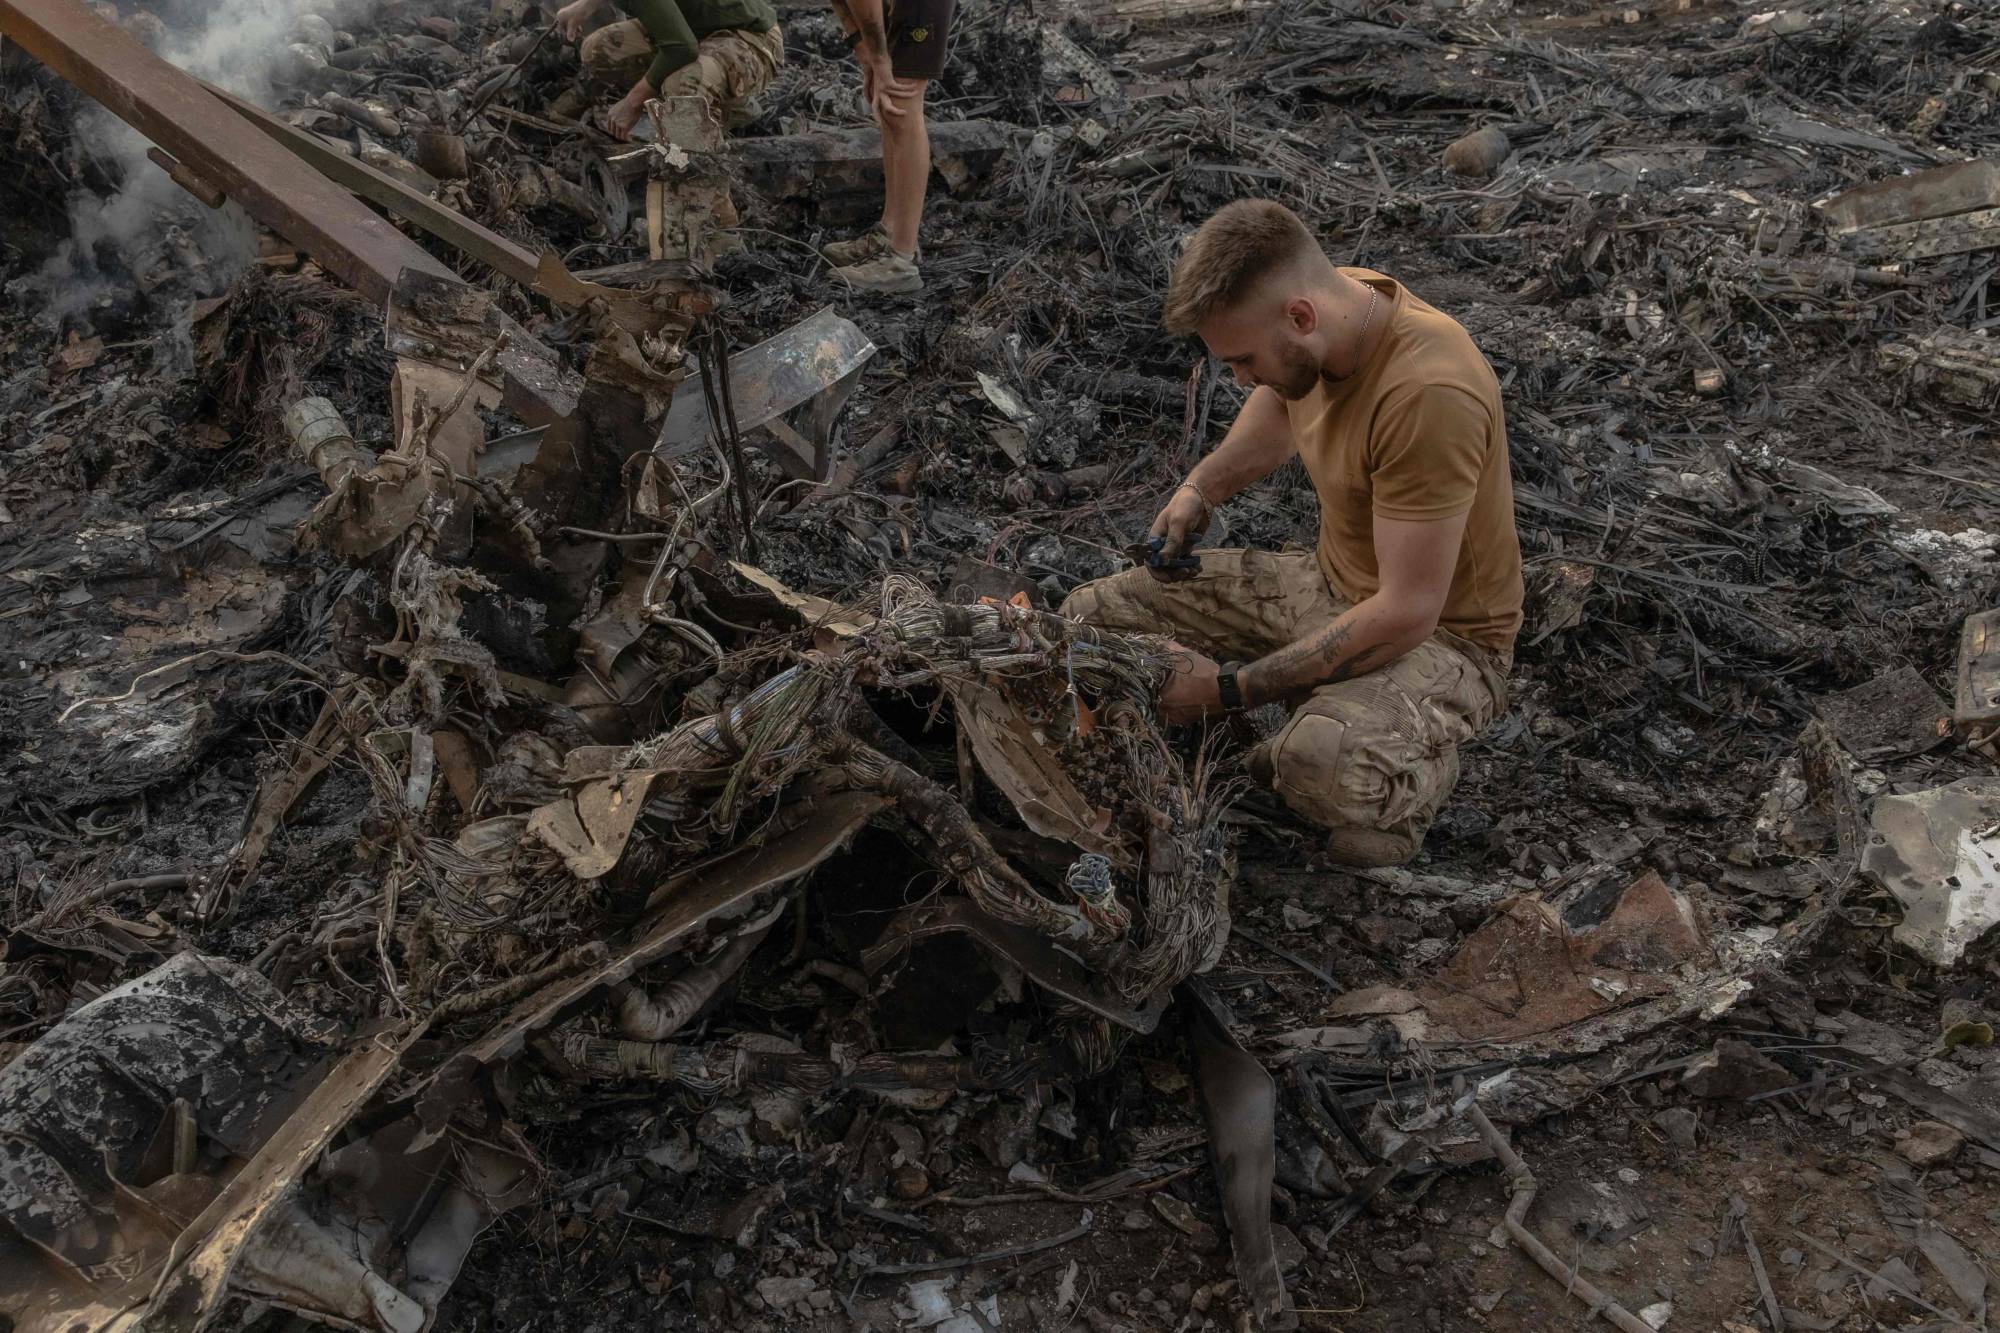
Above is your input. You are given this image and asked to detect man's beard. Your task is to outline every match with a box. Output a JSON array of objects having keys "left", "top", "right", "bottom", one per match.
[{"left": 1265, "top": 340, "right": 1324, "bottom": 401}]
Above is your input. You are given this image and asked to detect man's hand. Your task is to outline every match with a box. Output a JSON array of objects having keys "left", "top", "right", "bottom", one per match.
[
  {"left": 1145, "top": 483, "right": 1209, "bottom": 583},
  {"left": 1158, "top": 642, "right": 1223, "bottom": 724},
  {"left": 861, "top": 53, "right": 912, "bottom": 120},
  {"left": 606, "top": 90, "right": 647, "bottom": 140},
  {"left": 555, "top": 0, "right": 598, "bottom": 41}
]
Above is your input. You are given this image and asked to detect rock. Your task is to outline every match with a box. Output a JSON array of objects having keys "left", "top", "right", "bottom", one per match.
[
  {"left": 899, "top": 1278, "right": 955, "bottom": 1326},
  {"left": 750, "top": 1089, "right": 805, "bottom": 1142},
  {"left": 1397, "top": 1241, "right": 1436, "bottom": 1268},
  {"left": 1866, "top": 1256, "right": 1922, "bottom": 1304},
  {"left": 752, "top": 1264, "right": 816, "bottom": 1304},
  {"left": 891, "top": 1161, "right": 931, "bottom": 1199},
  {"left": 1637, "top": 1300, "right": 1672, "bottom": 1329},
  {"left": 1150, "top": 1194, "right": 1199, "bottom": 1236},
  {"left": 1653, "top": 1107, "right": 1699, "bottom": 1149},
  {"left": 1443, "top": 126, "right": 1511, "bottom": 178},
  {"left": 1272, "top": 1224, "right": 1307, "bottom": 1275},
  {"left": 1355, "top": 913, "right": 1422, "bottom": 952},
  {"left": 644, "top": 1128, "right": 699, "bottom": 1173},
  {"left": 1682, "top": 1040, "right": 1791, "bottom": 1100},
  {"left": 1370, "top": 1247, "right": 1404, "bottom": 1277},
  {"left": 1898, "top": 1120, "right": 1965, "bottom": 1167}
]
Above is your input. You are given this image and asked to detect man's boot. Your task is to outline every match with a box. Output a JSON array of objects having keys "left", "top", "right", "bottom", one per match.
[
  {"left": 1321, "top": 814, "right": 1426, "bottom": 868},
  {"left": 835, "top": 248, "right": 922, "bottom": 294},
  {"left": 822, "top": 223, "right": 891, "bottom": 267}
]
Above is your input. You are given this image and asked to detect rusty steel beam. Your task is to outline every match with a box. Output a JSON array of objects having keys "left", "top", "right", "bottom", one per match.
[
  {"left": 0, "top": 0, "right": 453, "bottom": 306},
  {"left": 206, "top": 82, "right": 545, "bottom": 292}
]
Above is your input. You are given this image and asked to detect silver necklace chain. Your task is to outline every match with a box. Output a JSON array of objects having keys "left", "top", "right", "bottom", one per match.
[{"left": 1353, "top": 285, "right": 1380, "bottom": 372}]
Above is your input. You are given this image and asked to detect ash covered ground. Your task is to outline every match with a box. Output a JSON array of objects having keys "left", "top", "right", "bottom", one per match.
[{"left": 3, "top": 0, "right": 2000, "bottom": 1331}]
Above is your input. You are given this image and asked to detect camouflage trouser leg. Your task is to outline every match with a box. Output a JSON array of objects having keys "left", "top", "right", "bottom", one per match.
[
  {"left": 577, "top": 18, "right": 654, "bottom": 89},
  {"left": 658, "top": 24, "right": 784, "bottom": 121},
  {"left": 1060, "top": 549, "right": 1510, "bottom": 867}
]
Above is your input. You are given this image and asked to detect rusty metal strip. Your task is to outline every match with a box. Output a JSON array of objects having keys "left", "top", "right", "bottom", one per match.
[
  {"left": 0, "top": 0, "right": 452, "bottom": 306},
  {"left": 209, "top": 86, "right": 712, "bottom": 339},
  {"left": 206, "top": 82, "right": 543, "bottom": 290},
  {"left": 1184, "top": 978, "right": 1294, "bottom": 1331}
]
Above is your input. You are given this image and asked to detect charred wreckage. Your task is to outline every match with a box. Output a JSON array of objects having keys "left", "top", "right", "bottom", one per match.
[{"left": 3, "top": 0, "right": 2000, "bottom": 1331}]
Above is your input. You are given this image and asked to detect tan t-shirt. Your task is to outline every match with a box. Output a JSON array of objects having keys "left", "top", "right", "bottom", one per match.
[{"left": 1283, "top": 269, "right": 1523, "bottom": 655}]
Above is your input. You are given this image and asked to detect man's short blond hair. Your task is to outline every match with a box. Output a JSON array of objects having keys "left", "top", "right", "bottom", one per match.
[{"left": 1163, "top": 199, "right": 1325, "bottom": 335}]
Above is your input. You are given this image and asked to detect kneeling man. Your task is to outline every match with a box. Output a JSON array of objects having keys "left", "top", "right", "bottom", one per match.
[{"left": 1064, "top": 200, "right": 1523, "bottom": 867}]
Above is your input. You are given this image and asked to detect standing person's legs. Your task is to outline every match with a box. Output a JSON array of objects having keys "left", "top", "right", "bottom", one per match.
[
  {"left": 876, "top": 77, "right": 928, "bottom": 258},
  {"left": 879, "top": 0, "right": 951, "bottom": 254},
  {"left": 832, "top": 0, "right": 952, "bottom": 287}
]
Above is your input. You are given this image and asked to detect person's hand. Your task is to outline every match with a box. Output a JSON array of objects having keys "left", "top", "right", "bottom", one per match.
[
  {"left": 555, "top": 0, "right": 596, "bottom": 41},
  {"left": 1158, "top": 641, "right": 1223, "bottom": 724},
  {"left": 606, "top": 92, "right": 645, "bottom": 140},
  {"left": 1145, "top": 483, "right": 1210, "bottom": 583},
  {"left": 862, "top": 53, "right": 912, "bottom": 121}
]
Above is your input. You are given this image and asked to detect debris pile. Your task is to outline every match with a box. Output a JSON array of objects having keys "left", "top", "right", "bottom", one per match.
[{"left": 3, "top": 0, "right": 2000, "bottom": 1329}]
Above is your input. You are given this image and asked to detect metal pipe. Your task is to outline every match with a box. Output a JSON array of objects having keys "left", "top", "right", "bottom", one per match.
[{"left": 1464, "top": 1101, "right": 1658, "bottom": 1333}]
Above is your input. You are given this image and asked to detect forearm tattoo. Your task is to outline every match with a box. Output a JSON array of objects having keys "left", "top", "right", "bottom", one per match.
[{"left": 1243, "top": 618, "right": 1392, "bottom": 706}]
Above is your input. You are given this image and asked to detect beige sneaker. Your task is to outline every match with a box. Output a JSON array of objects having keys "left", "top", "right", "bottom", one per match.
[
  {"left": 836, "top": 249, "right": 923, "bottom": 294},
  {"left": 822, "top": 224, "right": 891, "bottom": 266}
]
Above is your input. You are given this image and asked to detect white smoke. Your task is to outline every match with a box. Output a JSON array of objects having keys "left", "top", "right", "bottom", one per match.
[{"left": 13, "top": 0, "right": 379, "bottom": 345}]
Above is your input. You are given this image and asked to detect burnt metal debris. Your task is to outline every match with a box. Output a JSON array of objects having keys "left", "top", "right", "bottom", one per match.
[{"left": 2, "top": 0, "right": 2000, "bottom": 1329}]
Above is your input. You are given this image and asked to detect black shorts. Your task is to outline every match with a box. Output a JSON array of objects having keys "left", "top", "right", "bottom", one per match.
[{"left": 887, "top": 0, "right": 954, "bottom": 81}]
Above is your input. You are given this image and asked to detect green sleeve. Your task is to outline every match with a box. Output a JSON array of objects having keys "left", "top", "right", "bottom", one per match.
[{"left": 626, "top": 0, "right": 700, "bottom": 88}]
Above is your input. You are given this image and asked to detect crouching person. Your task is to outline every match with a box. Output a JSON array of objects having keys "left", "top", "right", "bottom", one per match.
[
  {"left": 558, "top": 0, "right": 784, "bottom": 140},
  {"left": 1063, "top": 200, "right": 1523, "bottom": 867}
]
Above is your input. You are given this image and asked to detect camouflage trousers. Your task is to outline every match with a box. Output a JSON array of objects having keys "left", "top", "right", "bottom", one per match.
[
  {"left": 580, "top": 21, "right": 784, "bottom": 117},
  {"left": 1062, "top": 549, "right": 1510, "bottom": 866}
]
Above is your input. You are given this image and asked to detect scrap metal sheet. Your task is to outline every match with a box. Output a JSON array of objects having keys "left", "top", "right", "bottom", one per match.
[{"left": 654, "top": 306, "right": 875, "bottom": 457}]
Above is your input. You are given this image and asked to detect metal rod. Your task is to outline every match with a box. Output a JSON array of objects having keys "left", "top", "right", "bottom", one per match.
[
  {"left": 1464, "top": 1101, "right": 1658, "bottom": 1333},
  {"left": 453, "top": 21, "right": 558, "bottom": 136}
]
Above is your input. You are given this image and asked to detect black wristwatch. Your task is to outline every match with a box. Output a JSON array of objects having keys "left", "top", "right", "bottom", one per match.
[
  {"left": 1216, "top": 662, "right": 1246, "bottom": 711},
  {"left": 844, "top": 29, "right": 863, "bottom": 49}
]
